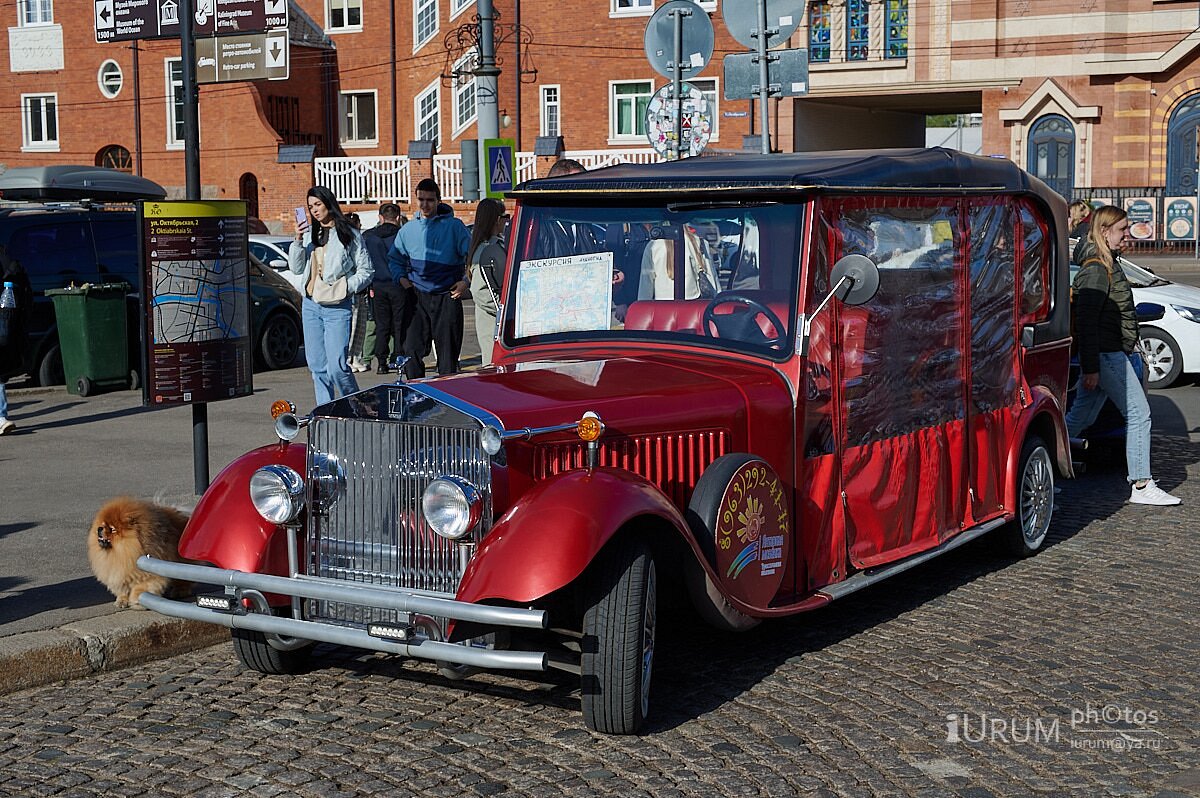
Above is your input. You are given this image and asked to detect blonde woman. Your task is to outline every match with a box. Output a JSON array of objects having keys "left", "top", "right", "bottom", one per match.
[{"left": 1067, "top": 205, "right": 1179, "bottom": 505}]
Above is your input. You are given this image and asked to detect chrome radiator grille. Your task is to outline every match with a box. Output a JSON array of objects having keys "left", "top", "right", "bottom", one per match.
[{"left": 305, "top": 416, "right": 491, "bottom": 627}]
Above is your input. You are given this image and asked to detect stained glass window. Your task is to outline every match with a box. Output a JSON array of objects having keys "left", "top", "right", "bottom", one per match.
[
  {"left": 809, "top": 2, "right": 830, "bottom": 64},
  {"left": 886, "top": 0, "right": 908, "bottom": 59},
  {"left": 847, "top": 0, "right": 869, "bottom": 61}
]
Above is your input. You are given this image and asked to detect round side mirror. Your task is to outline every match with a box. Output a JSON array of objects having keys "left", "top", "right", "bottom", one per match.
[{"left": 830, "top": 254, "right": 881, "bottom": 306}]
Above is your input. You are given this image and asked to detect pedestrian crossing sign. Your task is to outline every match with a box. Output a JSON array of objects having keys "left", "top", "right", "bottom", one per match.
[{"left": 484, "top": 138, "right": 515, "bottom": 199}]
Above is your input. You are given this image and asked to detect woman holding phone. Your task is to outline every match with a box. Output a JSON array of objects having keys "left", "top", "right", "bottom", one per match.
[{"left": 287, "top": 186, "right": 373, "bottom": 404}]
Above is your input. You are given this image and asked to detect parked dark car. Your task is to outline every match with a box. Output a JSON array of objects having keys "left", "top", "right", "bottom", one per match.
[{"left": 0, "top": 202, "right": 302, "bottom": 385}]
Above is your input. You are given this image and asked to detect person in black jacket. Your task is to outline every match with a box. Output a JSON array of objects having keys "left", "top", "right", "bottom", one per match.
[
  {"left": 0, "top": 246, "right": 32, "bottom": 435},
  {"left": 1066, "top": 205, "right": 1179, "bottom": 506},
  {"left": 365, "top": 203, "right": 410, "bottom": 373}
]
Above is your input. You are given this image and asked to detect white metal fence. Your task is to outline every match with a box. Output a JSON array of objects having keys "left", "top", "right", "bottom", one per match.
[{"left": 314, "top": 149, "right": 661, "bottom": 205}]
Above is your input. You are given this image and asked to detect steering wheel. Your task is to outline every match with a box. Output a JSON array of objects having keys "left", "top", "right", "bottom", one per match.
[{"left": 702, "top": 293, "right": 787, "bottom": 348}]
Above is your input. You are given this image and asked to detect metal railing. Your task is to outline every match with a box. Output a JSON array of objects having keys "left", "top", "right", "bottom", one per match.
[
  {"left": 313, "top": 156, "right": 410, "bottom": 204},
  {"left": 314, "top": 149, "right": 661, "bottom": 205}
]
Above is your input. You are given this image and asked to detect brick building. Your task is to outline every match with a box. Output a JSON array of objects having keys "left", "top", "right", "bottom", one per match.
[{"left": 4, "top": 1, "right": 1200, "bottom": 229}]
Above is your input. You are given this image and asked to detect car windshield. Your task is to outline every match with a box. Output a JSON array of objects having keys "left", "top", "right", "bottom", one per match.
[
  {"left": 501, "top": 202, "right": 802, "bottom": 357},
  {"left": 1118, "top": 255, "right": 1169, "bottom": 288}
]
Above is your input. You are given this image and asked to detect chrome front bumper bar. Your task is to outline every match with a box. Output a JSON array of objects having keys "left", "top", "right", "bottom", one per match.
[{"left": 136, "top": 556, "right": 549, "bottom": 672}]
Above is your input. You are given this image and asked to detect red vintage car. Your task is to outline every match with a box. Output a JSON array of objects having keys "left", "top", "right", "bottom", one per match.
[{"left": 140, "top": 148, "right": 1072, "bottom": 734}]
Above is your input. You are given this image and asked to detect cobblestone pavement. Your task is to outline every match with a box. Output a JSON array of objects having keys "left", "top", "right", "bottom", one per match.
[{"left": 0, "top": 438, "right": 1197, "bottom": 797}]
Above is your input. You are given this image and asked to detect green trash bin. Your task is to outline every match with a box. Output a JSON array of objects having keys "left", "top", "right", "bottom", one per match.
[{"left": 45, "top": 282, "right": 131, "bottom": 396}]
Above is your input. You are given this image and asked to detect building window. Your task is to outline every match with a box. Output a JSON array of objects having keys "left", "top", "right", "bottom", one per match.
[
  {"left": 21, "top": 93, "right": 57, "bottom": 150},
  {"left": 415, "top": 82, "right": 440, "bottom": 149},
  {"left": 167, "top": 58, "right": 184, "bottom": 147},
  {"left": 540, "top": 85, "right": 561, "bottom": 137},
  {"left": 846, "top": 0, "right": 869, "bottom": 61},
  {"left": 414, "top": 0, "right": 438, "bottom": 49},
  {"left": 450, "top": 0, "right": 474, "bottom": 17},
  {"left": 809, "top": 3, "right": 830, "bottom": 63},
  {"left": 452, "top": 54, "right": 477, "bottom": 135},
  {"left": 612, "top": 0, "right": 652, "bottom": 15},
  {"left": 885, "top": 0, "right": 908, "bottom": 58},
  {"left": 611, "top": 80, "right": 653, "bottom": 139},
  {"left": 689, "top": 78, "right": 719, "bottom": 140},
  {"left": 98, "top": 60, "right": 123, "bottom": 98},
  {"left": 339, "top": 91, "right": 378, "bottom": 146},
  {"left": 327, "top": 0, "right": 362, "bottom": 31},
  {"left": 96, "top": 145, "right": 132, "bottom": 172},
  {"left": 18, "top": 0, "right": 52, "bottom": 26}
]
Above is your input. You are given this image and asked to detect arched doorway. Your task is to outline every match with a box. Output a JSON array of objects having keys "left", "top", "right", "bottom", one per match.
[
  {"left": 1166, "top": 94, "right": 1200, "bottom": 196},
  {"left": 239, "top": 172, "right": 259, "bottom": 220},
  {"left": 95, "top": 145, "right": 132, "bottom": 172},
  {"left": 1027, "top": 115, "right": 1075, "bottom": 200}
]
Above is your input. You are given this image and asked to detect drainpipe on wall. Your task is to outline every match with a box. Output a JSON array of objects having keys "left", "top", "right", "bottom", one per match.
[
  {"left": 514, "top": 0, "right": 521, "bottom": 151},
  {"left": 390, "top": 0, "right": 398, "bottom": 155},
  {"left": 133, "top": 41, "right": 142, "bottom": 175}
]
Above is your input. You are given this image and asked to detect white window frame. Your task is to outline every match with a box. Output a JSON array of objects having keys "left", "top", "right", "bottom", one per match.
[
  {"left": 609, "top": 79, "right": 654, "bottom": 143},
  {"left": 610, "top": 0, "right": 653, "bottom": 17},
  {"left": 326, "top": 0, "right": 362, "bottom": 33},
  {"left": 450, "top": 0, "right": 474, "bottom": 21},
  {"left": 339, "top": 89, "right": 379, "bottom": 148},
  {"left": 166, "top": 57, "right": 184, "bottom": 150},
  {"left": 688, "top": 77, "right": 719, "bottom": 141},
  {"left": 414, "top": 81, "right": 441, "bottom": 150},
  {"left": 540, "top": 84, "right": 561, "bottom": 138},
  {"left": 451, "top": 53, "right": 477, "bottom": 136},
  {"left": 98, "top": 59, "right": 123, "bottom": 99},
  {"left": 414, "top": 0, "right": 439, "bottom": 51},
  {"left": 21, "top": 92, "right": 58, "bottom": 151},
  {"left": 17, "top": 0, "right": 52, "bottom": 26},
  {"left": 695, "top": 0, "right": 716, "bottom": 11}
]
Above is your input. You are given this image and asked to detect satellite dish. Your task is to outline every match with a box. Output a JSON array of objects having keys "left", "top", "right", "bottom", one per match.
[
  {"left": 645, "top": 82, "right": 713, "bottom": 159},
  {"left": 721, "top": 0, "right": 804, "bottom": 51},
  {"left": 643, "top": 0, "right": 714, "bottom": 80}
]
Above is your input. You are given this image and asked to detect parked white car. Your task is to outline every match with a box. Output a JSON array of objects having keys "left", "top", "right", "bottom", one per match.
[
  {"left": 249, "top": 234, "right": 304, "bottom": 292},
  {"left": 1072, "top": 252, "right": 1200, "bottom": 388}
]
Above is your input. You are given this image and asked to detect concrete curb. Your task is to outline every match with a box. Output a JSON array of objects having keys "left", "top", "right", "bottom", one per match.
[{"left": 0, "top": 613, "right": 229, "bottom": 695}]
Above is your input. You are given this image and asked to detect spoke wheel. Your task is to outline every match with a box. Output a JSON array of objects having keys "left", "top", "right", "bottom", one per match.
[
  {"left": 581, "top": 540, "right": 657, "bottom": 735},
  {"left": 1139, "top": 328, "right": 1182, "bottom": 388}
]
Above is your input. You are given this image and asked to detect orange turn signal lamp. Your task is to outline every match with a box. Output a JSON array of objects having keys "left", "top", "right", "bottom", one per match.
[
  {"left": 576, "top": 411, "right": 604, "bottom": 442},
  {"left": 270, "top": 400, "right": 296, "bottom": 420}
]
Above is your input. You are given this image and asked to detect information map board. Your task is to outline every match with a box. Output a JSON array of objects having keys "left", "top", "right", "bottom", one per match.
[{"left": 140, "top": 200, "right": 253, "bottom": 406}]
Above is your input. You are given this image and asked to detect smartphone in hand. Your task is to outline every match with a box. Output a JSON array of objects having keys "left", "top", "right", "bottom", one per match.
[{"left": 294, "top": 206, "right": 309, "bottom": 229}]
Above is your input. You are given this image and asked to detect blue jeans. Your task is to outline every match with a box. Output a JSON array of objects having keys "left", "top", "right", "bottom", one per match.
[
  {"left": 0, "top": 379, "right": 7, "bottom": 419},
  {"left": 302, "top": 297, "right": 359, "bottom": 405},
  {"left": 1065, "top": 351, "right": 1152, "bottom": 483}
]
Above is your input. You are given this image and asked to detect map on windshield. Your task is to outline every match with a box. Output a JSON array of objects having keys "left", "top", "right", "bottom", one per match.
[{"left": 514, "top": 251, "right": 614, "bottom": 337}]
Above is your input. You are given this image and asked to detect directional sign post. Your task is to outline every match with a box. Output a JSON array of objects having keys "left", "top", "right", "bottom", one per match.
[
  {"left": 196, "top": 30, "right": 288, "bottom": 83},
  {"left": 484, "top": 138, "right": 515, "bottom": 199},
  {"left": 95, "top": 0, "right": 286, "bottom": 42}
]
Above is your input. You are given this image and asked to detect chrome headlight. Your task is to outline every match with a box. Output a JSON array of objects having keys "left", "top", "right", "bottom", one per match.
[
  {"left": 249, "top": 465, "right": 305, "bottom": 524},
  {"left": 1171, "top": 304, "right": 1200, "bottom": 323},
  {"left": 422, "top": 476, "right": 483, "bottom": 540},
  {"left": 311, "top": 452, "right": 346, "bottom": 512}
]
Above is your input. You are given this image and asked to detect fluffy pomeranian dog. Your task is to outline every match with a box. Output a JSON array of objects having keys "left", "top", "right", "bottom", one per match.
[{"left": 87, "top": 497, "right": 195, "bottom": 608}]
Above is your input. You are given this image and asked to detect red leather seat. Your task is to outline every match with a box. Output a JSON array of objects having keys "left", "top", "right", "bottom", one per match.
[{"left": 624, "top": 299, "right": 709, "bottom": 334}]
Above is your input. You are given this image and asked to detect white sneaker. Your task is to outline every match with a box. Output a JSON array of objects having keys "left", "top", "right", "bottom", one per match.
[
  {"left": 1129, "top": 479, "right": 1181, "bottom": 506},
  {"left": 0, "top": 418, "right": 14, "bottom": 435}
]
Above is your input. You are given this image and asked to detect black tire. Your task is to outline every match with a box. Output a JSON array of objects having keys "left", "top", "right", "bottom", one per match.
[
  {"left": 1139, "top": 327, "right": 1182, "bottom": 388},
  {"left": 232, "top": 614, "right": 314, "bottom": 675},
  {"left": 129, "top": 368, "right": 140, "bottom": 391},
  {"left": 581, "top": 540, "right": 657, "bottom": 735},
  {"left": 1001, "top": 435, "right": 1054, "bottom": 557},
  {"left": 259, "top": 312, "right": 301, "bottom": 371},
  {"left": 36, "top": 344, "right": 63, "bottom": 387},
  {"left": 76, "top": 376, "right": 93, "bottom": 397}
]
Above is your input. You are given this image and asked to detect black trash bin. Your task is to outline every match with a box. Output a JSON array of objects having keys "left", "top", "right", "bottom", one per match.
[{"left": 45, "top": 282, "right": 132, "bottom": 396}]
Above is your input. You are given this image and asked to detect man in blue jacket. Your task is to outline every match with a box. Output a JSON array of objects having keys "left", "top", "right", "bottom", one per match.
[{"left": 388, "top": 178, "right": 471, "bottom": 378}]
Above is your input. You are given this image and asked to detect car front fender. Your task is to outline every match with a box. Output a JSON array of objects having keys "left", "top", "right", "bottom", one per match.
[
  {"left": 455, "top": 468, "right": 691, "bottom": 605},
  {"left": 179, "top": 443, "right": 306, "bottom": 575}
]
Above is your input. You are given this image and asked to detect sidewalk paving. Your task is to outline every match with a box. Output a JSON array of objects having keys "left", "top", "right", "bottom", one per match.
[{"left": 0, "top": 315, "right": 485, "bottom": 696}]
